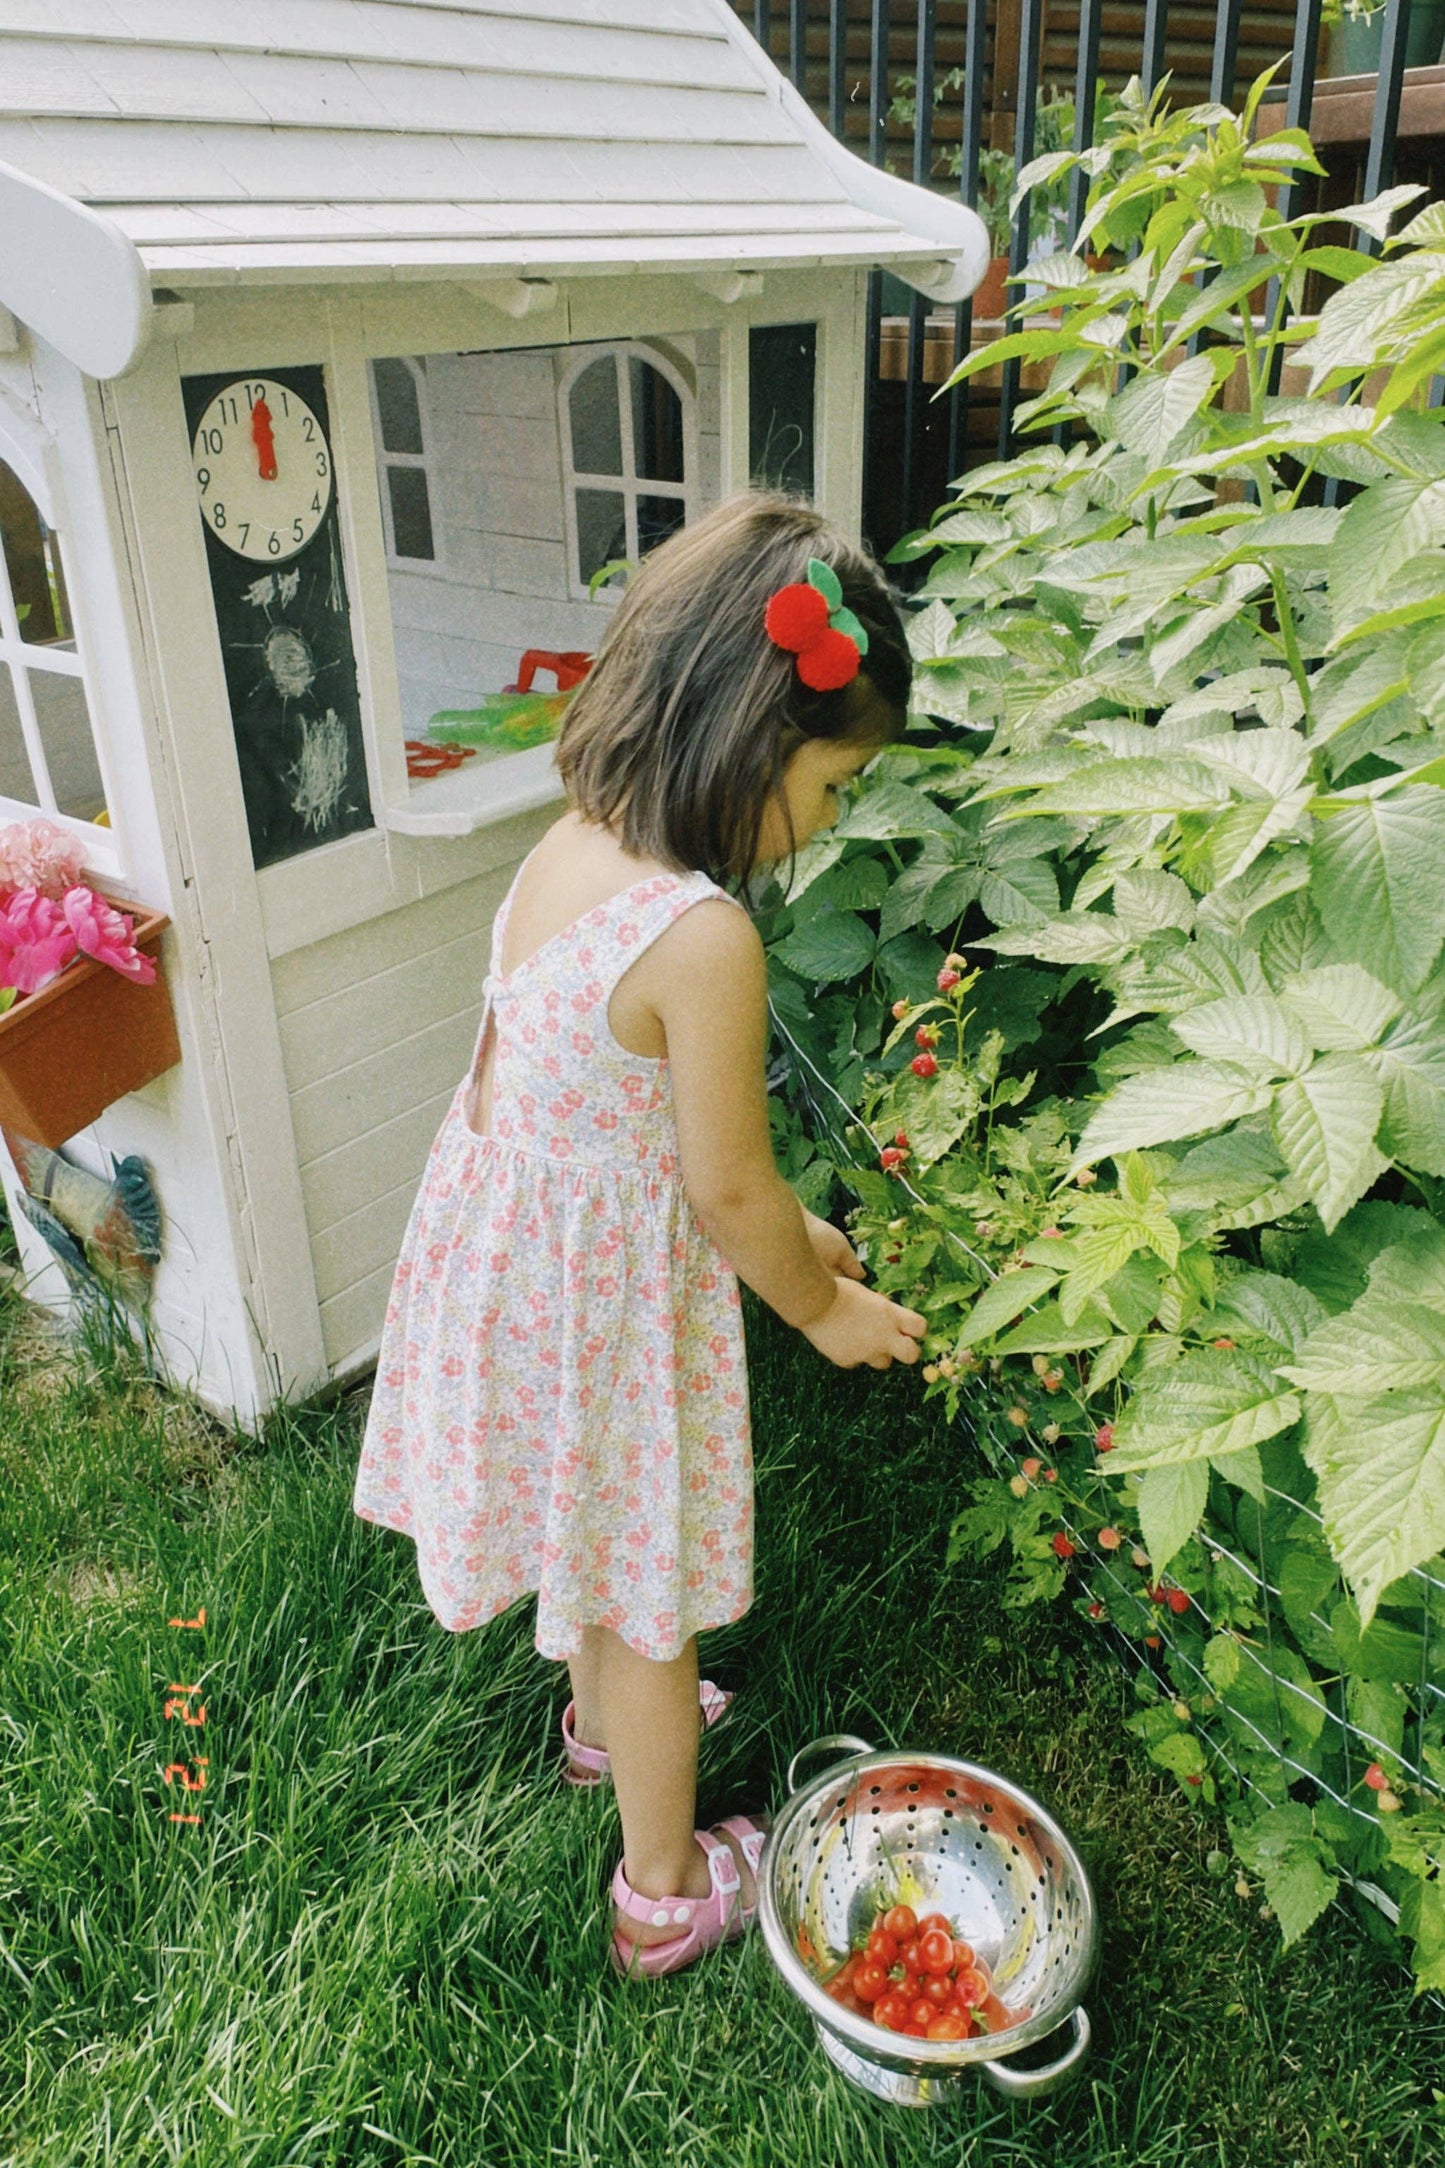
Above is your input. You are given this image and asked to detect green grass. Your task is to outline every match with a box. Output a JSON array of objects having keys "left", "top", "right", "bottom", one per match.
[{"left": 2, "top": 1266, "right": 1444, "bottom": 2168}]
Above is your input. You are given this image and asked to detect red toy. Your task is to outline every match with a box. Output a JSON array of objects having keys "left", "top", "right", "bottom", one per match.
[{"left": 504, "top": 650, "right": 594, "bottom": 694}]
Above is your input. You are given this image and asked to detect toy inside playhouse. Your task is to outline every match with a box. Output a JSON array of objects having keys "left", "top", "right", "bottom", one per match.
[
  {"left": 0, "top": 462, "right": 108, "bottom": 833},
  {"left": 366, "top": 323, "right": 815, "bottom": 793}
]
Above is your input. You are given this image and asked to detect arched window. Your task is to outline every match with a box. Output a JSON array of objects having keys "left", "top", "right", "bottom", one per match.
[
  {"left": 370, "top": 357, "right": 437, "bottom": 564},
  {"left": 559, "top": 345, "right": 692, "bottom": 596},
  {"left": 0, "top": 457, "right": 109, "bottom": 829}
]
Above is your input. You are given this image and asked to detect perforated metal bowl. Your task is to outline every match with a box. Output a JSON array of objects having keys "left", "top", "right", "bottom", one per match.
[{"left": 758, "top": 1735, "right": 1097, "bottom": 2107}]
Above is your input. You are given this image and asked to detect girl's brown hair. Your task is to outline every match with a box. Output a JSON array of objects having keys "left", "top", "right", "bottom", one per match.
[{"left": 554, "top": 490, "right": 911, "bottom": 888}]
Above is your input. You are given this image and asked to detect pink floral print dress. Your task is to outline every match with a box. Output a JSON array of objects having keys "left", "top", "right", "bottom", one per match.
[{"left": 352, "top": 848, "right": 754, "bottom": 1664}]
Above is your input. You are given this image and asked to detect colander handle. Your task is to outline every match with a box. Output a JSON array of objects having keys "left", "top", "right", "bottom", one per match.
[
  {"left": 979, "top": 2005, "right": 1091, "bottom": 2099},
  {"left": 785, "top": 1734, "right": 875, "bottom": 1795}
]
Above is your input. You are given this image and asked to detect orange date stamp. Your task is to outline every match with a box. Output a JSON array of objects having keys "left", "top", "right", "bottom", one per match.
[{"left": 162, "top": 1603, "right": 208, "bottom": 1824}]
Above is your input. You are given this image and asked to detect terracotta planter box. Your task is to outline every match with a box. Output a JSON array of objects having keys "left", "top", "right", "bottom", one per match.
[{"left": 0, "top": 900, "right": 180, "bottom": 1148}]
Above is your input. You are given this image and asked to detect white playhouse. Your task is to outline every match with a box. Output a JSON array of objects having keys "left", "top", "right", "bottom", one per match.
[{"left": 0, "top": 0, "right": 986, "bottom": 1422}]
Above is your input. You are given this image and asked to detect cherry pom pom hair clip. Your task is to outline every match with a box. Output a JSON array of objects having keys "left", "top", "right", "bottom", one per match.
[{"left": 764, "top": 558, "right": 871, "bottom": 692}]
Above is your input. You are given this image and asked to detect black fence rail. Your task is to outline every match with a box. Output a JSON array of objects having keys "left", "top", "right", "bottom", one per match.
[{"left": 737, "top": 0, "right": 1445, "bottom": 555}]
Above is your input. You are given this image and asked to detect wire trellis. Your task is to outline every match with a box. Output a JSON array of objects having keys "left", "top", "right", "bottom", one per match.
[{"left": 767, "top": 991, "right": 1445, "bottom": 1995}]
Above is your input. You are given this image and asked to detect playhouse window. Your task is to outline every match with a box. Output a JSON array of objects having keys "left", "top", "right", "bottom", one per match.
[
  {"left": 370, "top": 358, "right": 436, "bottom": 564},
  {"left": 0, "top": 459, "right": 108, "bottom": 828},
  {"left": 561, "top": 347, "right": 690, "bottom": 592}
]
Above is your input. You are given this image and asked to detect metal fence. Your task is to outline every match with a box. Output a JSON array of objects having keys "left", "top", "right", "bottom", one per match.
[{"left": 743, "top": 0, "right": 1437, "bottom": 556}]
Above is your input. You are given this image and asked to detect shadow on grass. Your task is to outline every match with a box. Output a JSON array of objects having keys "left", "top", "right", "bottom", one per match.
[{"left": 1, "top": 1282, "right": 1442, "bottom": 2167}]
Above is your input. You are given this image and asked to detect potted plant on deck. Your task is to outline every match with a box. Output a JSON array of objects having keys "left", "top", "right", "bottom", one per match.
[{"left": 0, "top": 819, "right": 180, "bottom": 1148}]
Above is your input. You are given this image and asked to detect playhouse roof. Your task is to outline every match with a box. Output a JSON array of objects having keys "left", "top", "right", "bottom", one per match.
[{"left": 0, "top": 0, "right": 988, "bottom": 374}]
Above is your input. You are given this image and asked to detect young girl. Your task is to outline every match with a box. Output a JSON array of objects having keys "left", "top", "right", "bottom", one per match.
[{"left": 353, "top": 490, "right": 927, "bottom": 1979}]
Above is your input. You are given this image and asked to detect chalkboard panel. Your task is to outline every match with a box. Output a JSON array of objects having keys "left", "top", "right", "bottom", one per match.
[
  {"left": 749, "top": 323, "right": 817, "bottom": 499},
  {"left": 182, "top": 364, "right": 373, "bottom": 872}
]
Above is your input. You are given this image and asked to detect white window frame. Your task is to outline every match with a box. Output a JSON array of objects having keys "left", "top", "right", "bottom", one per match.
[
  {"left": 0, "top": 396, "right": 120, "bottom": 874},
  {"left": 368, "top": 356, "right": 442, "bottom": 573},
  {"left": 558, "top": 342, "right": 695, "bottom": 602}
]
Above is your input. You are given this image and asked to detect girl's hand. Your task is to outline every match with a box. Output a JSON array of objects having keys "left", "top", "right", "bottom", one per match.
[
  {"left": 801, "top": 1277, "right": 928, "bottom": 1371},
  {"left": 803, "top": 1210, "right": 866, "bottom": 1283}
]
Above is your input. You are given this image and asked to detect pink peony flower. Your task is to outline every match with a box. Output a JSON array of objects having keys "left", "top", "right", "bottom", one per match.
[
  {"left": 0, "top": 817, "right": 87, "bottom": 900},
  {"left": 0, "top": 888, "right": 79, "bottom": 995},
  {"left": 60, "top": 886, "right": 156, "bottom": 985}
]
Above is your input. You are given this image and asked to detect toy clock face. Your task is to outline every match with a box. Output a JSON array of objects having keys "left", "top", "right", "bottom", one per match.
[{"left": 191, "top": 376, "right": 333, "bottom": 561}]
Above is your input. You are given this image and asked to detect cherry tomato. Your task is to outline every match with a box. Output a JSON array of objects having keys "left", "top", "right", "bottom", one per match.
[
  {"left": 917, "top": 1912, "right": 954, "bottom": 1939},
  {"left": 874, "top": 1991, "right": 911, "bottom": 2031},
  {"left": 955, "top": 1967, "right": 990, "bottom": 2008},
  {"left": 900, "top": 1937, "right": 923, "bottom": 1971},
  {"left": 866, "top": 1928, "right": 899, "bottom": 1966},
  {"left": 979, "top": 1991, "right": 1015, "bottom": 2033},
  {"left": 926, "top": 2013, "right": 970, "bottom": 2041},
  {"left": 919, "top": 1928, "right": 954, "bottom": 1975},
  {"left": 902, "top": 2022, "right": 930, "bottom": 2038},
  {"left": 923, "top": 1975, "right": 953, "bottom": 2007},
  {"left": 909, "top": 1996, "right": 937, "bottom": 2029},
  {"left": 951, "top": 1938, "right": 976, "bottom": 1971},
  {"left": 899, "top": 1965, "right": 922, "bottom": 1992},
  {"left": 882, "top": 1905, "right": 918, "bottom": 1940},
  {"left": 853, "top": 1960, "right": 889, "bottom": 2002}
]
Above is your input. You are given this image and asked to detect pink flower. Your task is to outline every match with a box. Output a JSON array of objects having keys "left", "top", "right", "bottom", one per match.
[
  {"left": 0, "top": 817, "right": 87, "bottom": 900},
  {"left": 60, "top": 887, "right": 156, "bottom": 985},
  {"left": 0, "top": 888, "right": 78, "bottom": 995}
]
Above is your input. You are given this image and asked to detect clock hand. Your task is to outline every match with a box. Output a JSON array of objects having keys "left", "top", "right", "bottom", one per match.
[{"left": 251, "top": 397, "right": 278, "bottom": 482}]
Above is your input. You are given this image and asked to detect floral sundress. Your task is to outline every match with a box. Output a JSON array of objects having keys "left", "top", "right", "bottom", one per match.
[{"left": 352, "top": 846, "right": 755, "bottom": 1664}]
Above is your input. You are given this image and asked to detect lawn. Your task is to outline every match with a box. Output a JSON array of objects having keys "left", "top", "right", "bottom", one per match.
[{"left": 2, "top": 1231, "right": 1444, "bottom": 2168}]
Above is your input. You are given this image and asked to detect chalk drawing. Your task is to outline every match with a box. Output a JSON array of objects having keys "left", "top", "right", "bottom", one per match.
[
  {"left": 286, "top": 708, "right": 350, "bottom": 832},
  {"left": 263, "top": 625, "right": 316, "bottom": 701}
]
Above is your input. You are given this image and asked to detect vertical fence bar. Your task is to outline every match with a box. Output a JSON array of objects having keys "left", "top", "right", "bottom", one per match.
[
  {"left": 1363, "top": 0, "right": 1413, "bottom": 219},
  {"left": 754, "top": 0, "right": 772, "bottom": 56},
  {"left": 999, "top": 0, "right": 1043, "bottom": 457},
  {"left": 947, "top": 0, "right": 989, "bottom": 483},
  {"left": 902, "top": 0, "right": 937, "bottom": 537},
  {"left": 862, "top": 0, "right": 891, "bottom": 528},
  {"left": 1209, "top": 0, "right": 1244, "bottom": 105},
  {"left": 829, "top": 0, "right": 847, "bottom": 138},
  {"left": 1264, "top": 0, "right": 1324, "bottom": 396},
  {"left": 791, "top": 0, "right": 808, "bottom": 87},
  {"left": 1066, "top": 0, "right": 1105, "bottom": 246},
  {"left": 1141, "top": 0, "right": 1170, "bottom": 96}
]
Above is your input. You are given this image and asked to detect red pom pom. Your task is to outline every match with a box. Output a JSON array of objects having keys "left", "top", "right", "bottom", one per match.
[
  {"left": 796, "top": 626, "right": 862, "bottom": 691},
  {"left": 764, "top": 583, "right": 831, "bottom": 653}
]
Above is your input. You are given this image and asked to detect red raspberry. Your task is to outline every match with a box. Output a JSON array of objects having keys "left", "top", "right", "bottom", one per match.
[
  {"left": 1020, "top": 1456, "right": 1042, "bottom": 1479},
  {"left": 1144, "top": 1634, "right": 1162, "bottom": 1650},
  {"left": 880, "top": 1147, "right": 907, "bottom": 1172},
  {"left": 894, "top": 1130, "right": 910, "bottom": 1149},
  {"left": 1094, "top": 1424, "right": 1115, "bottom": 1453},
  {"left": 1364, "top": 1763, "right": 1389, "bottom": 1792},
  {"left": 911, "top": 1052, "right": 939, "bottom": 1078},
  {"left": 1184, "top": 1773, "right": 1203, "bottom": 1787},
  {"left": 1087, "top": 1601, "right": 1106, "bottom": 1620},
  {"left": 914, "top": 1025, "right": 939, "bottom": 1048},
  {"left": 937, "top": 967, "right": 961, "bottom": 992},
  {"left": 1043, "top": 1467, "right": 1058, "bottom": 1482},
  {"left": 1051, "top": 1532, "right": 1076, "bottom": 1559},
  {"left": 1166, "top": 1587, "right": 1190, "bottom": 1615},
  {"left": 1211, "top": 1337, "right": 1236, "bottom": 1350},
  {"left": 1147, "top": 1583, "right": 1166, "bottom": 1605}
]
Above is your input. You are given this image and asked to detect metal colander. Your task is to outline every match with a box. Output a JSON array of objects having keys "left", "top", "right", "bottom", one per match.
[{"left": 758, "top": 1736, "right": 1098, "bottom": 2108}]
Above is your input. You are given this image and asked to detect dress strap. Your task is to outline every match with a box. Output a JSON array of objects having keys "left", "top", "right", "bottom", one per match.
[
  {"left": 467, "top": 845, "right": 539, "bottom": 1075},
  {"left": 590, "top": 871, "right": 748, "bottom": 996}
]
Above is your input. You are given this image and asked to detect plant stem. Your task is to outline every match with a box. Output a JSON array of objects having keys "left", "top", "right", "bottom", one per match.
[{"left": 1270, "top": 569, "right": 1312, "bottom": 722}]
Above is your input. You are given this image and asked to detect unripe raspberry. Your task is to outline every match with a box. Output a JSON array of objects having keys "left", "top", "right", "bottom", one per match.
[
  {"left": 1043, "top": 1369, "right": 1064, "bottom": 1392},
  {"left": 1132, "top": 1546, "right": 1151, "bottom": 1570},
  {"left": 1172, "top": 1700, "right": 1191, "bottom": 1722},
  {"left": 911, "top": 1051, "right": 939, "bottom": 1078},
  {"left": 1021, "top": 1456, "right": 1043, "bottom": 1479},
  {"left": 1097, "top": 1525, "right": 1123, "bottom": 1550},
  {"left": 892, "top": 999, "right": 910, "bottom": 1020},
  {"left": 922, "top": 1363, "right": 940, "bottom": 1383},
  {"left": 1235, "top": 1877, "right": 1252, "bottom": 1900},
  {"left": 1007, "top": 1403, "right": 1030, "bottom": 1428},
  {"left": 1185, "top": 1773, "right": 1203, "bottom": 1787},
  {"left": 1009, "top": 1474, "right": 1029, "bottom": 1498},
  {"left": 938, "top": 1357, "right": 956, "bottom": 1378},
  {"left": 944, "top": 952, "right": 967, "bottom": 970},
  {"left": 1074, "top": 1168, "right": 1098, "bottom": 1187},
  {"left": 1032, "top": 1354, "right": 1050, "bottom": 1377},
  {"left": 1041, "top": 1422, "right": 1061, "bottom": 1444},
  {"left": 1378, "top": 1788, "right": 1403, "bottom": 1813}
]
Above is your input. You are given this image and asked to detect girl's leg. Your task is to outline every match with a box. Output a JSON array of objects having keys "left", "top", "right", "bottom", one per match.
[
  {"left": 598, "top": 1627, "right": 760, "bottom": 1952},
  {"left": 566, "top": 1623, "right": 606, "bottom": 1751}
]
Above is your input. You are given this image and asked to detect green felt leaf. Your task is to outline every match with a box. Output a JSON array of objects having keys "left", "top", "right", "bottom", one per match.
[
  {"left": 829, "top": 603, "right": 870, "bottom": 654},
  {"left": 807, "top": 557, "right": 843, "bottom": 609},
  {"left": 1136, "top": 1459, "right": 1210, "bottom": 1576}
]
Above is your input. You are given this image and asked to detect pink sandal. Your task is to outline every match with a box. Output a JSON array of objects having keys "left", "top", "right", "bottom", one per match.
[
  {"left": 561, "top": 1679, "right": 734, "bottom": 1789},
  {"left": 609, "top": 1814, "right": 769, "bottom": 1979}
]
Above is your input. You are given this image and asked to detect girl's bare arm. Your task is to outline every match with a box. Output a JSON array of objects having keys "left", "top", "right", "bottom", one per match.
[{"left": 653, "top": 903, "right": 926, "bottom": 1366}]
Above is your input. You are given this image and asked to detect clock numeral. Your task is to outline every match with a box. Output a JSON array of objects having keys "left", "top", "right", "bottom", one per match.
[
  {"left": 238, "top": 522, "right": 250, "bottom": 547},
  {"left": 196, "top": 467, "right": 210, "bottom": 492},
  {"left": 315, "top": 452, "right": 329, "bottom": 478},
  {"left": 220, "top": 395, "right": 239, "bottom": 425},
  {"left": 268, "top": 532, "right": 281, "bottom": 555},
  {"left": 311, "top": 494, "right": 322, "bottom": 513},
  {"left": 292, "top": 518, "right": 305, "bottom": 543},
  {"left": 211, "top": 502, "right": 226, "bottom": 530},
  {"left": 302, "top": 416, "right": 316, "bottom": 443},
  {"left": 244, "top": 381, "right": 267, "bottom": 407},
  {"left": 201, "top": 427, "right": 224, "bottom": 456},
  {"left": 277, "top": 389, "right": 290, "bottom": 416}
]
